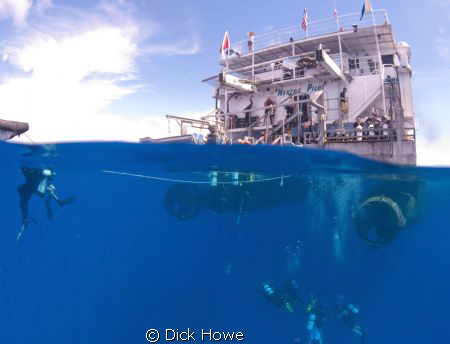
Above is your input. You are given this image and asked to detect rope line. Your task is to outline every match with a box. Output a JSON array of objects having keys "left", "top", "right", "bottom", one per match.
[
  {"left": 24, "top": 133, "right": 35, "bottom": 144},
  {"left": 102, "top": 170, "right": 290, "bottom": 185}
]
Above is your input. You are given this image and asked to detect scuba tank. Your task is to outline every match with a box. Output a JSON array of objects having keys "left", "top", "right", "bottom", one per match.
[
  {"left": 37, "top": 169, "right": 53, "bottom": 195},
  {"left": 368, "top": 123, "right": 375, "bottom": 137},
  {"left": 348, "top": 304, "right": 359, "bottom": 314},
  {"left": 37, "top": 178, "right": 47, "bottom": 195},
  {"left": 356, "top": 124, "right": 363, "bottom": 141},
  {"left": 307, "top": 314, "right": 316, "bottom": 330},
  {"left": 231, "top": 172, "right": 239, "bottom": 186},
  {"left": 263, "top": 283, "right": 275, "bottom": 296},
  {"left": 210, "top": 171, "right": 218, "bottom": 186}
]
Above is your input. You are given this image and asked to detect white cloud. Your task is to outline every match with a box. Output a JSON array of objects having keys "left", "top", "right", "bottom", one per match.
[
  {"left": 34, "top": 0, "right": 52, "bottom": 15},
  {"left": 0, "top": 1, "right": 202, "bottom": 143},
  {"left": 417, "top": 137, "right": 450, "bottom": 167},
  {"left": 1, "top": 25, "right": 140, "bottom": 142},
  {"left": 414, "top": 68, "right": 450, "bottom": 166},
  {"left": 141, "top": 37, "right": 201, "bottom": 56},
  {"left": 435, "top": 27, "right": 450, "bottom": 62},
  {"left": 0, "top": 0, "right": 33, "bottom": 26}
]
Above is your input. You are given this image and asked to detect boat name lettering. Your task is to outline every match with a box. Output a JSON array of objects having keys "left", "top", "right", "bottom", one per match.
[
  {"left": 306, "top": 83, "right": 325, "bottom": 93},
  {"left": 276, "top": 84, "right": 324, "bottom": 96}
]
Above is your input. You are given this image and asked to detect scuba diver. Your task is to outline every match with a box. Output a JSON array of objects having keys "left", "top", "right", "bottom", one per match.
[
  {"left": 17, "top": 167, "right": 75, "bottom": 241},
  {"left": 335, "top": 295, "right": 365, "bottom": 344},
  {"left": 260, "top": 279, "right": 300, "bottom": 313},
  {"left": 306, "top": 297, "right": 326, "bottom": 344}
]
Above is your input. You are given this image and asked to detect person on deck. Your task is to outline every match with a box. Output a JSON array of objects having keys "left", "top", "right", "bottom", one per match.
[
  {"left": 285, "top": 96, "right": 296, "bottom": 119},
  {"left": 243, "top": 96, "right": 254, "bottom": 127},
  {"left": 264, "top": 97, "right": 276, "bottom": 126},
  {"left": 340, "top": 88, "right": 349, "bottom": 116}
]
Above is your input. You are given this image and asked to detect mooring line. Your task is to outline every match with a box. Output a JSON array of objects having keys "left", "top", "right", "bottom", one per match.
[{"left": 102, "top": 170, "right": 290, "bottom": 185}]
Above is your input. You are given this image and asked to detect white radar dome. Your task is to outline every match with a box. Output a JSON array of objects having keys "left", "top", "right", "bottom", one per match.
[{"left": 396, "top": 42, "right": 411, "bottom": 68}]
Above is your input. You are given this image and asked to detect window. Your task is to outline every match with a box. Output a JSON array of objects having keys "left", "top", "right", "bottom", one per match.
[
  {"left": 381, "top": 54, "right": 394, "bottom": 65},
  {"left": 349, "top": 58, "right": 360, "bottom": 70}
]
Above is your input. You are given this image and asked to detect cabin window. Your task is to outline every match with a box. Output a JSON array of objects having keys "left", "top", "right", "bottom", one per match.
[
  {"left": 381, "top": 54, "right": 395, "bottom": 65},
  {"left": 283, "top": 68, "right": 293, "bottom": 80},
  {"left": 349, "top": 58, "right": 360, "bottom": 70},
  {"left": 295, "top": 67, "right": 305, "bottom": 78}
]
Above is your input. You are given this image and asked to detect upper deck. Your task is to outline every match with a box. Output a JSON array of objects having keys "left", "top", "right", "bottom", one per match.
[{"left": 220, "top": 9, "right": 395, "bottom": 71}]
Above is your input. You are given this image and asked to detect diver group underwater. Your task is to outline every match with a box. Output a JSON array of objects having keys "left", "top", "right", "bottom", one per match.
[{"left": 0, "top": 142, "right": 449, "bottom": 344}]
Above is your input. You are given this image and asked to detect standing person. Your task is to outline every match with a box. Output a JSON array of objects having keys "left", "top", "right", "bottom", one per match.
[
  {"left": 243, "top": 96, "right": 253, "bottom": 127},
  {"left": 382, "top": 117, "right": 390, "bottom": 139},
  {"left": 264, "top": 97, "right": 275, "bottom": 126},
  {"left": 340, "top": 88, "right": 349, "bottom": 116},
  {"left": 368, "top": 119, "right": 375, "bottom": 139},
  {"left": 285, "top": 96, "right": 296, "bottom": 119},
  {"left": 247, "top": 32, "right": 254, "bottom": 53},
  {"left": 354, "top": 118, "right": 363, "bottom": 141}
]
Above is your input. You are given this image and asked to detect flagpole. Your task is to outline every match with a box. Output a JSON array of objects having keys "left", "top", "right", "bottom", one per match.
[
  {"left": 370, "top": 8, "right": 387, "bottom": 118},
  {"left": 305, "top": 1, "right": 309, "bottom": 38},
  {"left": 223, "top": 31, "right": 229, "bottom": 140},
  {"left": 333, "top": 0, "right": 344, "bottom": 73},
  {"left": 333, "top": 0, "right": 345, "bottom": 128}
]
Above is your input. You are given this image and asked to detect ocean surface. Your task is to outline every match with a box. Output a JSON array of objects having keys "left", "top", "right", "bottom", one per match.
[{"left": 1, "top": 142, "right": 449, "bottom": 344}]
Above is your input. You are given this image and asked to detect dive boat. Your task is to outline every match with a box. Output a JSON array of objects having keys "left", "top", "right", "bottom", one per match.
[{"left": 141, "top": 9, "right": 417, "bottom": 165}]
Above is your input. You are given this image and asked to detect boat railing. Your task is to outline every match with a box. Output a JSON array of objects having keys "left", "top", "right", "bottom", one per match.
[
  {"left": 303, "top": 127, "right": 415, "bottom": 145},
  {"left": 347, "top": 55, "right": 381, "bottom": 76},
  {"left": 226, "top": 9, "right": 389, "bottom": 56},
  {"left": 216, "top": 52, "right": 380, "bottom": 90}
]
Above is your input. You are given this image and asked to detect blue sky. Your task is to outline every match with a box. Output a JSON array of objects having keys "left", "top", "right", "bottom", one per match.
[{"left": 0, "top": 0, "right": 449, "bottom": 165}]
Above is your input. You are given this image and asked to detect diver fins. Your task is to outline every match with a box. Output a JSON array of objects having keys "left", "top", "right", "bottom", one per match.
[
  {"left": 17, "top": 217, "right": 38, "bottom": 242},
  {"left": 236, "top": 197, "right": 244, "bottom": 225},
  {"left": 17, "top": 222, "right": 27, "bottom": 242},
  {"left": 57, "top": 196, "right": 75, "bottom": 206}
]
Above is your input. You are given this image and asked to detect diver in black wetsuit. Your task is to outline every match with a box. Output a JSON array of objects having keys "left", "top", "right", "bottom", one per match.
[
  {"left": 260, "top": 279, "right": 300, "bottom": 313},
  {"left": 335, "top": 296, "right": 365, "bottom": 344},
  {"left": 17, "top": 167, "right": 75, "bottom": 241}
]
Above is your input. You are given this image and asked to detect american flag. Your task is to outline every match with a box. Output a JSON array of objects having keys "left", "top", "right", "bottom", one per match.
[{"left": 301, "top": 7, "right": 308, "bottom": 31}]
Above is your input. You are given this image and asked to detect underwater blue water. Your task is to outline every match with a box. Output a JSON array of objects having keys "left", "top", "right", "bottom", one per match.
[{"left": 1, "top": 142, "right": 449, "bottom": 344}]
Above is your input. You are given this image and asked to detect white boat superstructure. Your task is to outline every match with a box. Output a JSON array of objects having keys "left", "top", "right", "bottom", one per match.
[{"left": 142, "top": 9, "right": 417, "bottom": 165}]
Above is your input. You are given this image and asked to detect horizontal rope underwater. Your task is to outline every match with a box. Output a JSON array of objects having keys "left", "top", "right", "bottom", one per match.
[{"left": 102, "top": 170, "right": 290, "bottom": 185}]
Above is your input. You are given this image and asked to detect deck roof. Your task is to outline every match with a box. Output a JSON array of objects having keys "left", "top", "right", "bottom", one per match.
[{"left": 220, "top": 9, "right": 395, "bottom": 70}]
